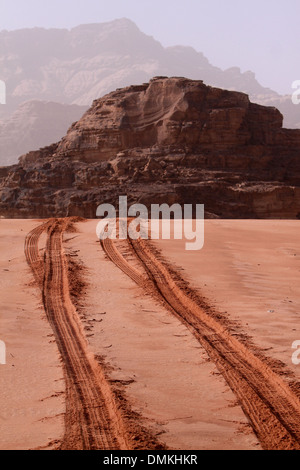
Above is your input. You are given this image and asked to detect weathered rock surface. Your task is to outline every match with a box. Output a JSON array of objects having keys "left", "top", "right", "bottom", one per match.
[
  {"left": 0, "top": 77, "right": 299, "bottom": 219},
  {"left": 0, "top": 19, "right": 299, "bottom": 165}
]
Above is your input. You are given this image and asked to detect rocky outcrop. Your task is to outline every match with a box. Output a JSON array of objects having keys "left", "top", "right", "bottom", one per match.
[
  {"left": 0, "top": 19, "right": 299, "bottom": 165},
  {"left": 0, "top": 77, "right": 299, "bottom": 219}
]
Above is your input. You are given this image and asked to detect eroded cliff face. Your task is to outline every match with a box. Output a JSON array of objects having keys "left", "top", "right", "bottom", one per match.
[
  {"left": 0, "top": 77, "right": 300, "bottom": 219},
  {"left": 47, "top": 78, "right": 287, "bottom": 161}
]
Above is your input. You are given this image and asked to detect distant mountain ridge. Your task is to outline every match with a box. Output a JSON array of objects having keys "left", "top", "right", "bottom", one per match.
[
  {"left": 0, "top": 101, "right": 87, "bottom": 166},
  {"left": 0, "top": 18, "right": 298, "bottom": 165}
]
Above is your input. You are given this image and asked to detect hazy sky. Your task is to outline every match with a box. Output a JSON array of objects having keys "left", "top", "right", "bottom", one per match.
[{"left": 0, "top": 0, "right": 299, "bottom": 94}]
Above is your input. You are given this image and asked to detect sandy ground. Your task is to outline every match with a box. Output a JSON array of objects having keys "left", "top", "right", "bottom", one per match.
[
  {"left": 0, "top": 220, "right": 64, "bottom": 450},
  {"left": 0, "top": 219, "right": 299, "bottom": 450},
  {"left": 155, "top": 220, "right": 300, "bottom": 382},
  {"left": 68, "top": 221, "right": 260, "bottom": 450}
]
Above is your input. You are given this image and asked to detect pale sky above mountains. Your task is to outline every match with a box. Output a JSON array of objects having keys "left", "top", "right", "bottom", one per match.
[{"left": 0, "top": 0, "right": 299, "bottom": 95}]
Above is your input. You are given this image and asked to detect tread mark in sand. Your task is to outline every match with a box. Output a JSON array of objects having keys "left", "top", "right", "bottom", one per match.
[{"left": 101, "top": 235, "right": 300, "bottom": 451}]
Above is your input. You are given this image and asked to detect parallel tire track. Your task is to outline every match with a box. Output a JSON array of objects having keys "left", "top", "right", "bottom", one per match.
[
  {"left": 101, "top": 235, "right": 300, "bottom": 450},
  {"left": 25, "top": 219, "right": 129, "bottom": 450}
]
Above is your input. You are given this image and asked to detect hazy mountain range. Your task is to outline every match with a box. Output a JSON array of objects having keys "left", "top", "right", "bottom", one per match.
[{"left": 0, "top": 18, "right": 298, "bottom": 166}]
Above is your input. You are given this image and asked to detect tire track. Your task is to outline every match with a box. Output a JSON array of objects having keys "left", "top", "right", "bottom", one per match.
[
  {"left": 100, "top": 238, "right": 146, "bottom": 287},
  {"left": 101, "top": 235, "right": 300, "bottom": 450},
  {"left": 25, "top": 219, "right": 129, "bottom": 450},
  {"left": 24, "top": 219, "right": 51, "bottom": 283}
]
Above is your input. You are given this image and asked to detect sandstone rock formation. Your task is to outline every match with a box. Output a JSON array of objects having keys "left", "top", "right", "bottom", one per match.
[
  {"left": 0, "top": 77, "right": 299, "bottom": 219},
  {"left": 0, "top": 101, "right": 88, "bottom": 166},
  {"left": 0, "top": 19, "right": 298, "bottom": 165}
]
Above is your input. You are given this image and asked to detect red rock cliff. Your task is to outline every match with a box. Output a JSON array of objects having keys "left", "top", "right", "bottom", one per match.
[{"left": 0, "top": 77, "right": 300, "bottom": 218}]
